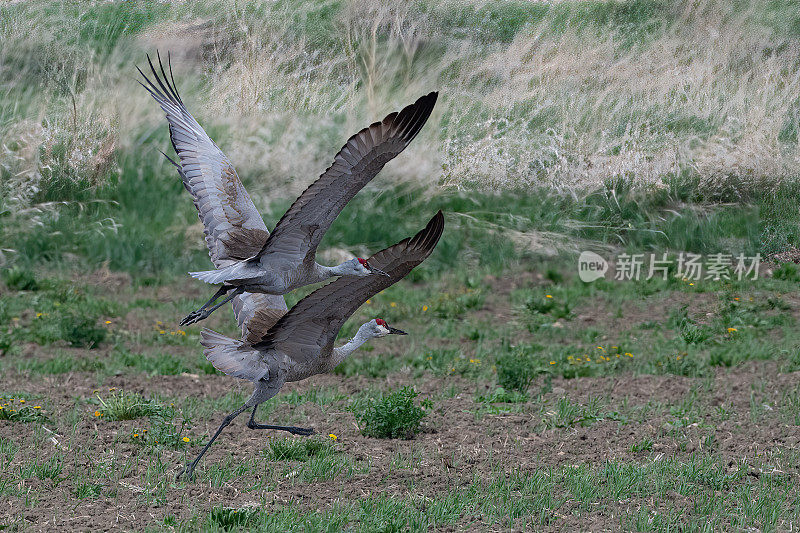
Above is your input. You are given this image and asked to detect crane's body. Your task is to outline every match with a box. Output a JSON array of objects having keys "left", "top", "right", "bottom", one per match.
[
  {"left": 188, "top": 255, "right": 365, "bottom": 293},
  {"left": 176, "top": 212, "right": 444, "bottom": 479},
  {"left": 138, "top": 53, "right": 437, "bottom": 326}
]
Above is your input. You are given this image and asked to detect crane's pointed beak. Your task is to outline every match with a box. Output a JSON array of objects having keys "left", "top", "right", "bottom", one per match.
[
  {"left": 388, "top": 327, "right": 407, "bottom": 335},
  {"left": 368, "top": 264, "right": 391, "bottom": 277}
]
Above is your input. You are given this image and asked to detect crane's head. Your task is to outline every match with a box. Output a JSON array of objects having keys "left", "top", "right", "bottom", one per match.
[
  {"left": 336, "top": 258, "right": 390, "bottom": 277},
  {"left": 370, "top": 318, "right": 407, "bottom": 337}
]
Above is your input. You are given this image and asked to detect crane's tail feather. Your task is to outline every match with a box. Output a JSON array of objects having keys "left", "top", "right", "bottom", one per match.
[
  {"left": 189, "top": 260, "right": 259, "bottom": 285},
  {"left": 201, "top": 329, "right": 269, "bottom": 382},
  {"left": 188, "top": 269, "right": 231, "bottom": 285}
]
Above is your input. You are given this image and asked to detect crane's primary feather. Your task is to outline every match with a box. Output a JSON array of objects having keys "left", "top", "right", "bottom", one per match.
[{"left": 255, "top": 91, "right": 438, "bottom": 269}]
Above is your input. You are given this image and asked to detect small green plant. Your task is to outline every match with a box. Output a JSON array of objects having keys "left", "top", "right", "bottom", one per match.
[
  {"left": 773, "top": 262, "right": 800, "bottom": 282},
  {"left": 668, "top": 307, "right": 712, "bottom": 345},
  {"left": 58, "top": 312, "right": 106, "bottom": 348},
  {"left": 542, "top": 396, "right": 605, "bottom": 429},
  {"left": 354, "top": 387, "right": 431, "bottom": 439},
  {"left": 525, "top": 294, "right": 573, "bottom": 319},
  {"left": 207, "top": 506, "right": 262, "bottom": 530},
  {"left": 72, "top": 480, "right": 103, "bottom": 499},
  {"left": 94, "top": 390, "right": 168, "bottom": 421},
  {"left": 631, "top": 438, "right": 654, "bottom": 453},
  {"left": 2, "top": 267, "right": 39, "bottom": 291},
  {"left": 495, "top": 345, "right": 546, "bottom": 392},
  {"left": 0, "top": 396, "right": 49, "bottom": 423},
  {"left": 19, "top": 456, "right": 63, "bottom": 482},
  {"left": 263, "top": 438, "right": 334, "bottom": 461}
]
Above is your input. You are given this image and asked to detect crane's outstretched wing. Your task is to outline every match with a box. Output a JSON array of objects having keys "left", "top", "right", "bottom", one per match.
[
  {"left": 231, "top": 293, "right": 287, "bottom": 343},
  {"left": 138, "top": 52, "right": 268, "bottom": 267},
  {"left": 255, "top": 92, "right": 438, "bottom": 268},
  {"left": 254, "top": 211, "right": 444, "bottom": 364},
  {"left": 140, "top": 52, "right": 286, "bottom": 334}
]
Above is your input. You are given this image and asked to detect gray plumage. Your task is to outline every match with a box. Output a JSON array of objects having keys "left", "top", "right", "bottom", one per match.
[
  {"left": 138, "top": 53, "right": 438, "bottom": 326},
  {"left": 177, "top": 211, "right": 445, "bottom": 479}
]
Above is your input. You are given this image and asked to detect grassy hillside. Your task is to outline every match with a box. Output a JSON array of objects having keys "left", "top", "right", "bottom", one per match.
[{"left": 1, "top": 0, "right": 800, "bottom": 277}]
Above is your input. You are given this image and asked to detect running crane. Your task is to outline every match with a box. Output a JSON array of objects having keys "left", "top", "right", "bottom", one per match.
[
  {"left": 177, "top": 211, "right": 444, "bottom": 479},
  {"left": 138, "top": 53, "right": 438, "bottom": 326}
]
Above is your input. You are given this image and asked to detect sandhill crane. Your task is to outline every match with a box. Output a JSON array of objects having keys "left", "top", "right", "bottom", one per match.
[
  {"left": 137, "top": 53, "right": 438, "bottom": 326},
  {"left": 176, "top": 211, "right": 444, "bottom": 480}
]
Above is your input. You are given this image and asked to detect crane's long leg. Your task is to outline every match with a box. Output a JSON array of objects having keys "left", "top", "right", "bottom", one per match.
[
  {"left": 176, "top": 403, "right": 249, "bottom": 480},
  {"left": 247, "top": 405, "right": 314, "bottom": 436},
  {"left": 180, "top": 286, "right": 244, "bottom": 326}
]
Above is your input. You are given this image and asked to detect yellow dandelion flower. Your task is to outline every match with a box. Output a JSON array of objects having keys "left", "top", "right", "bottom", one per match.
[
  {"left": 178, "top": 330, "right": 186, "bottom": 336},
  {"left": 109, "top": 387, "right": 116, "bottom": 391},
  {"left": 33, "top": 406, "right": 41, "bottom": 409},
  {"left": 545, "top": 295, "right": 553, "bottom": 299},
  {"left": 104, "top": 320, "right": 112, "bottom": 324},
  {"left": 390, "top": 302, "right": 397, "bottom": 308},
  {"left": 422, "top": 305, "right": 428, "bottom": 312},
  {"left": 133, "top": 433, "right": 139, "bottom": 438},
  {"left": 597, "top": 346, "right": 604, "bottom": 351},
  {"left": 549, "top": 361, "right": 555, "bottom": 365},
  {"left": 182, "top": 437, "right": 190, "bottom": 442},
  {"left": 18, "top": 399, "right": 25, "bottom": 404},
  {"left": 727, "top": 327, "right": 737, "bottom": 333},
  {"left": 626, "top": 353, "right": 633, "bottom": 358},
  {"left": 586, "top": 357, "right": 591, "bottom": 361},
  {"left": 689, "top": 283, "right": 694, "bottom": 286},
  {"left": 329, "top": 434, "right": 338, "bottom": 441},
  {"left": 94, "top": 410, "right": 102, "bottom": 417},
  {"left": 35, "top": 312, "right": 43, "bottom": 318},
  {"left": 366, "top": 299, "right": 372, "bottom": 304},
  {"left": 469, "top": 358, "right": 481, "bottom": 364},
  {"left": 734, "top": 297, "right": 740, "bottom": 301},
  {"left": 159, "top": 330, "right": 166, "bottom": 334}
]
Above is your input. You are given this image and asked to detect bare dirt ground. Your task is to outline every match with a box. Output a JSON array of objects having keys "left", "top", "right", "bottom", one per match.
[{"left": 2, "top": 271, "right": 800, "bottom": 531}]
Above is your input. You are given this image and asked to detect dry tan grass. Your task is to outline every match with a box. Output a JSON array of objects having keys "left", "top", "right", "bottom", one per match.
[{"left": 2, "top": 0, "right": 799, "bottom": 214}]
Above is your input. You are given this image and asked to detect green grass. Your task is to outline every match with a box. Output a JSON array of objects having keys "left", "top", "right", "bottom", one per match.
[
  {"left": 93, "top": 390, "right": 171, "bottom": 421},
  {"left": 353, "top": 387, "right": 432, "bottom": 439}
]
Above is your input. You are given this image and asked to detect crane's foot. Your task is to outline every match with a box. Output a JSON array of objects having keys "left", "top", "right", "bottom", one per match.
[
  {"left": 247, "top": 420, "right": 315, "bottom": 436},
  {"left": 287, "top": 426, "right": 314, "bottom": 436},
  {"left": 175, "top": 465, "right": 196, "bottom": 481},
  {"left": 180, "top": 309, "right": 209, "bottom": 327}
]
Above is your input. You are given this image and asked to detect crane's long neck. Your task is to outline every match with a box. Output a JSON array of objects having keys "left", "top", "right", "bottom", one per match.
[
  {"left": 329, "top": 325, "right": 373, "bottom": 369},
  {"left": 310, "top": 262, "right": 340, "bottom": 284}
]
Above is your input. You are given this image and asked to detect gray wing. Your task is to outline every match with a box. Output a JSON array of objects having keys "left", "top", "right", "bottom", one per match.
[
  {"left": 256, "top": 92, "right": 438, "bottom": 268},
  {"left": 253, "top": 211, "right": 444, "bottom": 364},
  {"left": 140, "top": 53, "right": 286, "bottom": 335},
  {"left": 138, "top": 52, "right": 268, "bottom": 268},
  {"left": 230, "top": 293, "right": 287, "bottom": 344}
]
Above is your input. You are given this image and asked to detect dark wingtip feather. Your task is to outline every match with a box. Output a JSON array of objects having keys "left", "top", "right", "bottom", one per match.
[
  {"left": 394, "top": 91, "right": 438, "bottom": 143},
  {"left": 409, "top": 211, "right": 445, "bottom": 254}
]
